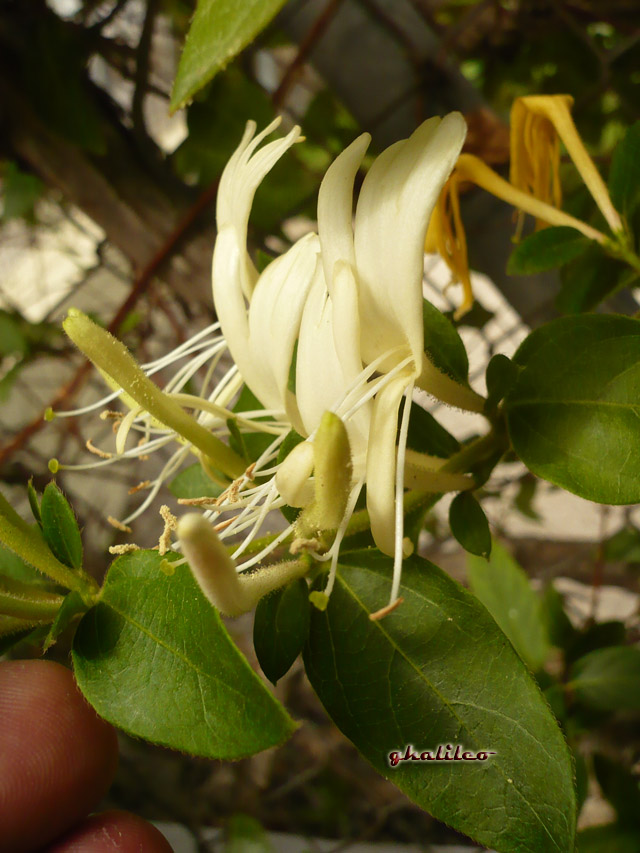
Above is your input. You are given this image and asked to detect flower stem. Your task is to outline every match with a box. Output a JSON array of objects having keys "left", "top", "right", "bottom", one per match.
[
  {"left": 64, "top": 310, "right": 245, "bottom": 480},
  {"left": 0, "top": 577, "right": 64, "bottom": 621}
]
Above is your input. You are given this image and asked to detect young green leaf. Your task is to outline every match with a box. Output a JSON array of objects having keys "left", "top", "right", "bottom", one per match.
[
  {"left": 171, "top": 0, "right": 289, "bottom": 111},
  {"left": 40, "top": 483, "right": 83, "bottom": 570},
  {"left": 253, "top": 579, "right": 310, "bottom": 685},
  {"left": 505, "top": 314, "right": 640, "bottom": 505},
  {"left": 608, "top": 121, "right": 640, "bottom": 218},
  {"left": 27, "top": 479, "right": 42, "bottom": 526},
  {"left": 304, "top": 550, "right": 576, "bottom": 853},
  {"left": 570, "top": 646, "right": 640, "bottom": 711},
  {"left": 422, "top": 299, "right": 469, "bottom": 385},
  {"left": 467, "top": 540, "right": 549, "bottom": 671},
  {"left": 72, "top": 550, "right": 296, "bottom": 758},
  {"left": 507, "top": 226, "right": 590, "bottom": 275},
  {"left": 448, "top": 492, "right": 491, "bottom": 558}
]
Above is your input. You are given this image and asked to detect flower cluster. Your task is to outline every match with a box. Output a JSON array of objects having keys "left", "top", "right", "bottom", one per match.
[{"left": 60, "top": 112, "right": 488, "bottom": 618}]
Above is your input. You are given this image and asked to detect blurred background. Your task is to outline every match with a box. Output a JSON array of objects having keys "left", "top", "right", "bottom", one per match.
[{"left": 1, "top": 1, "right": 640, "bottom": 849}]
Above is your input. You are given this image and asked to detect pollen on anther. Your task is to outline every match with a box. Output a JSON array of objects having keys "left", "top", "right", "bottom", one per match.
[
  {"left": 86, "top": 438, "right": 112, "bottom": 459},
  {"left": 107, "top": 515, "right": 132, "bottom": 533}
]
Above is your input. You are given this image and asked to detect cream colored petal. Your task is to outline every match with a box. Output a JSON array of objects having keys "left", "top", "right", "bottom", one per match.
[
  {"left": 317, "top": 133, "right": 370, "bottom": 296},
  {"left": 295, "top": 262, "right": 369, "bottom": 466},
  {"left": 248, "top": 233, "right": 320, "bottom": 412},
  {"left": 215, "top": 119, "right": 302, "bottom": 301},
  {"left": 354, "top": 113, "right": 466, "bottom": 367},
  {"left": 365, "top": 371, "right": 413, "bottom": 556}
]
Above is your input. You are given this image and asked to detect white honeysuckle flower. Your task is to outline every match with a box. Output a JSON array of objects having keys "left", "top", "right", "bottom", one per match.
[{"left": 61, "top": 114, "right": 483, "bottom": 617}]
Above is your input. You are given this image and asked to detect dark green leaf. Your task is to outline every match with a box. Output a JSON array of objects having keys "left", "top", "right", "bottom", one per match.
[
  {"left": 254, "top": 579, "right": 310, "bottom": 685},
  {"left": 577, "top": 824, "right": 640, "bottom": 853},
  {"left": 40, "top": 483, "right": 83, "bottom": 570},
  {"left": 1, "top": 163, "right": 44, "bottom": 222},
  {"left": 485, "top": 353, "right": 518, "bottom": 411},
  {"left": 449, "top": 492, "right": 491, "bottom": 558},
  {"left": 574, "top": 749, "right": 589, "bottom": 815},
  {"left": 168, "top": 464, "right": 224, "bottom": 500},
  {"left": 449, "top": 298, "right": 494, "bottom": 330},
  {"left": 304, "top": 551, "right": 575, "bottom": 853},
  {"left": 73, "top": 551, "right": 296, "bottom": 758},
  {"left": 570, "top": 646, "right": 640, "bottom": 711},
  {"left": 467, "top": 540, "right": 549, "bottom": 671},
  {"left": 609, "top": 122, "right": 640, "bottom": 218},
  {"left": 593, "top": 754, "right": 640, "bottom": 828},
  {"left": 505, "top": 314, "right": 640, "bottom": 505},
  {"left": 507, "top": 227, "right": 590, "bottom": 275},
  {"left": 171, "top": 0, "right": 289, "bottom": 110},
  {"left": 566, "top": 621, "right": 627, "bottom": 666},
  {"left": 557, "top": 244, "right": 631, "bottom": 314},
  {"left": 513, "top": 474, "right": 542, "bottom": 522},
  {"left": 0, "top": 628, "right": 33, "bottom": 655},
  {"left": 540, "top": 584, "right": 577, "bottom": 650},
  {"left": 422, "top": 299, "right": 469, "bottom": 385},
  {"left": 43, "top": 591, "right": 87, "bottom": 652},
  {"left": 405, "top": 403, "right": 460, "bottom": 458}
]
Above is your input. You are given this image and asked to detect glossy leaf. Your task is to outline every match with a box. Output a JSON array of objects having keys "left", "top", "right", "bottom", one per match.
[
  {"left": 467, "top": 541, "right": 549, "bottom": 671},
  {"left": 73, "top": 550, "right": 296, "bottom": 758},
  {"left": 40, "top": 483, "right": 83, "bottom": 570},
  {"left": 171, "top": 0, "right": 289, "bottom": 110},
  {"left": 254, "top": 579, "right": 310, "bottom": 685},
  {"left": 608, "top": 121, "right": 640, "bottom": 217},
  {"left": 507, "top": 227, "right": 590, "bottom": 275},
  {"left": 505, "top": 314, "right": 640, "bottom": 505},
  {"left": 449, "top": 492, "right": 491, "bottom": 558},
  {"left": 422, "top": 299, "right": 469, "bottom": 385},
  {"left": 485, "top": 353, "right": 518, "bottom": 411},
  {"left": 570, "top": 646, "right": 640, "bottom": 711},
  {"left": 304, "top": 550, "right": 576, "bottom": 853}
]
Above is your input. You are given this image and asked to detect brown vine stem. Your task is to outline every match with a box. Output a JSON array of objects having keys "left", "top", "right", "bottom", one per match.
[
  {"left": 0, "top": 179, "right": 220, "bottom": 473},
  {"left": 272, "top": 0, "right": 344, "bottom": 111}
]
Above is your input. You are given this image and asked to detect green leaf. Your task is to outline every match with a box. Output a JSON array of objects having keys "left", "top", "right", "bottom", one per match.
[
  {"left": 593, "top": 754, "right": 640, "bottom": 828},
  {"left": 27, "top": 479, "right": 42, "bottom": 527},
  {"left": 577, "top": 824, "right": 640, "bottom": 853},
  {"left": 485, "top": 353, "right": 518, "bottom": 411},
  {"left": 72, "top": 550, "right": 296, "bottom": 758},
  {"left": 513, "top": 474, "right": 542, "bottom": 522},
  {"left": 467, "top": 540, "right": 549, "bottom": 671},
  {"left": 557, "top": 245, "right": 631, "bottom": 314},
  {"left": 570, "top": 646, "right": 640, "bottom": 711},
  {"left": 225, "top": 814, "right": 274, "bottom": 853},
  {"left": 566, "top": 621, "right": 626, "bottom": 666},
  {"left": 405, "top": 403, "right": 460, "bottom": 458},
  {"left": 422, "top": 299, "right": 469, "bottom": 385},
  {"left": 604, "top": 526, "right": 640, "bottom": 563},
  {"left": 253, "top": 579, "right": 310, "bottom": 685},
  {"left": 449, "top": 492, "right": 491, "bottom": 558},
  {"left": 505, "top": 314, "right": 640, "bottom": 505},
  {"left": 609, "top": 122, "right": 640, "bottom": 218},
  {"left": 507, "top": 227, "right": 591, "bottom": 275},
  {"left": 540, "top": 584, "right": 577, "bottom": 650},
  {"left": 1, "top": 163, "right": 44, "bottom": 221},
  {"left": 168, "top": 463, "right": 224, "bottom": 500},
  {"left": 43, "top": 591, "right": 87, "bottom": 652},
  {"left": 40, "top": 483, "right": 83, "bottom": 570},
  {"left": 171, "top": 0, "right": 289, "bottom": 110},
  {"left": 304, "top": 551, "right": 575, "bottom": 853}
]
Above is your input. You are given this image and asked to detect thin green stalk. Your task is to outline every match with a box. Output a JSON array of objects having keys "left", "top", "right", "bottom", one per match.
[
  {"left": 0, "top": 578, "right": 64, "bottom": 621},
  {"left": 64, "top": 310, "right": 245, "bottom": 479}
]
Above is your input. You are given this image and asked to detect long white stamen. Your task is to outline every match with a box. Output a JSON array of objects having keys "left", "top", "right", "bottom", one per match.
[
  {"left": 123, "top": 445, "right": 191, "bottom": 524},
  {"left": 234, "top": 524, "right": 294, "bottom": 573},
  {"left": 339, "top": 355, "right": 414, "bottom": 422},
  {"left": 389, "top": 380, "right": 414, "bottom": 606}
]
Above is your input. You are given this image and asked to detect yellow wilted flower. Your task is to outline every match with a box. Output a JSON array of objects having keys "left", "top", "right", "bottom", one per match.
[{"left": 510, "top": 95, "right": 623, "bottom": 234}]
